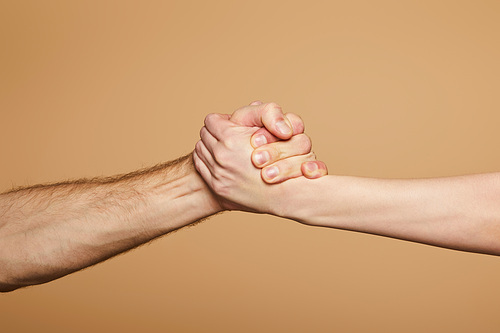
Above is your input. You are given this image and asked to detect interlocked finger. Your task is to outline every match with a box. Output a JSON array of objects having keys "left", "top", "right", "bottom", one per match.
[
  {"left": 261, "top": 153, "right": 317, "bottom": 184},
  {"left": 199, "top": 126, "right": 218, "bottom": 155},
  {"left": 250, "top": 112, "right": 305, "bottom": 148},
  {"left": 203, "top": 113, "right": 232, "bottom": 140},
  {"left": 195, "top": 140, "right": 216, "bottom": 170},
  {"left": 192, "top": 150, "right": 213, "bottom": 184},
  {"left": 252, "top": 133, "right": 312, "bottom": 168}
]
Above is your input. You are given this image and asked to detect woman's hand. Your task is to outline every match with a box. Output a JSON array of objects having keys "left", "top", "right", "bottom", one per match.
[{"left": 193, "top": 102, "right": 327, "bottom": 213}]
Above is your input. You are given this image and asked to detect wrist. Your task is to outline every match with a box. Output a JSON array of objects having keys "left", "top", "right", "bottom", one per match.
[
  {"left": 184, "top": 154, "right": 225, "bottom": 216},
  {"left": 273, "top": 175, "right": 341, "bottom": 226},
  {"left": 266, "top": 176, "right": 320, "bottom": 220},
  {"left": 138, "top": 153, "right": 224, "bottom": 233},
  {"left": 171, "top": 154, "right": 225, "bottom": 216}
]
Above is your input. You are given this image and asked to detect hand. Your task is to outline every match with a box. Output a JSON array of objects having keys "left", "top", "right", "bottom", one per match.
[
  {"left": 232, "top": 101, "right": 328, "bottom": 183},
  {"left": 193, "top": 102, "right": 327, "bottom": 213},
  {"left": 250, "top": 128, "right": 328, "bottom": 183}
]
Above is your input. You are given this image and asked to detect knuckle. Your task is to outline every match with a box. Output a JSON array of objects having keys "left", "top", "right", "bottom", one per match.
[
  {"left": 199, "top": 126, "right": 206, "bottom": 139},
  {"left": 221, "top": 135, "right": 235, "bottom": 150},
  {"left": 213, "top": 145, "right": 230, "bottom": 166},
  {"left": 195, "top": 140, "right": 203, "bottom": 152},
  {"left": 267, "top": 145, "right": 280, "bottom": 160},
  {"left": 193, "top": 157, "right": 203, "bottom": 173},
  {"left": 264, "top": 102, "right": 282, "bottom": 113},
  {"left": 274, "top": 158, "right": 292, "bottom": 172},
  {"left": 204, "top": 113, "right": 217, "bottom": 127},
  {"left": 212, "top": 144, "right": 223, "bottom": 158},
  {"left": 218, "top": 125, "right": 233, "bottom": 140},
  {"left": 295, "top": 134, "right": 312, "bottom": 153},
  {"left": 270, "top": 159, "right": 298, "bottom": 182}
]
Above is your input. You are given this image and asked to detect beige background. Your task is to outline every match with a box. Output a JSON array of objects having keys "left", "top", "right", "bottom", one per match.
[{"left": 1, "top": 0, "right": 500, "bottom": 332}]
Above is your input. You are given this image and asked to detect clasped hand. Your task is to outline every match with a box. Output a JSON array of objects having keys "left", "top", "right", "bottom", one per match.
[{"left": 193, "top": 101, "right": 327, "bottom": 214}]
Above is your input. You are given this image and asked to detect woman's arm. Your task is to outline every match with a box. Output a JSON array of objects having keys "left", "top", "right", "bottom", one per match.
[
  {"left": 195, "top": 114, "right": 500, "bottom": 256},
  {"left": 281, "top": 174, "right": 500, "bottom": 255}
]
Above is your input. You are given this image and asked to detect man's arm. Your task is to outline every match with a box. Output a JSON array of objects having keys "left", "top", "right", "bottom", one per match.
[
  {"left": 0, "top": 101, "right": 321, "bottom": 292},
  {"left": 195, "top": 114, "right": 500, "bottom": 256},
  {"left": 0, "top": 154, "right": 221, "bottom": 292}
]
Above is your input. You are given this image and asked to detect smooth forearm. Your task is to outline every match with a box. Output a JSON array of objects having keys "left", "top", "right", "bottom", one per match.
[
  {"left": 282, "top": 173, "right": 500, "bottom": 255},
  {"left": 0, "top": 154, "right": 220, "bottom": 291}
]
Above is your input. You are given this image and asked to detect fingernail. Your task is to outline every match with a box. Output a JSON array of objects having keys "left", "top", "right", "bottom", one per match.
[
  {"left": 254, "top": 151, "right": 270, "bottom": 166},
  {"left": 253, "top": 134, "right": 267, "bottom": 147},
  {"left": 264, "top": 166, "right": 279, "bottom": 179},
  {"left": 276, "top": 120, "right": 292, "bottom": 135},
  {"left": 305, "top": 162, "right": 318, "bottom": 173}
]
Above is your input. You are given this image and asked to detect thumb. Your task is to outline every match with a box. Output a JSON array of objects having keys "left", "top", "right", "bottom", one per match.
[
  {"left": 230, "top": 102, "right": 293, "bottom": 140},
  {"left": 250, "top": 112, "right": 305, "bottom": 148}
]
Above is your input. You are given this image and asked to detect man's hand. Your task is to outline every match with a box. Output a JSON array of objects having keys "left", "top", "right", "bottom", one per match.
[
  {"left": 230, "top": 101, "right": 297, "bottom": 142},
  {"left": 193, "top": 102, "right": 327, "bottom": 213}
]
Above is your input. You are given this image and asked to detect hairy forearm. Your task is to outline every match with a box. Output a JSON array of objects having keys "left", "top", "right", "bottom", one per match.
[
  {"left": 0, "top": 154, "right": 220, "bottom": 292},
  {"left": 282, "top": 173, "right": 500, "bottom": 255}
]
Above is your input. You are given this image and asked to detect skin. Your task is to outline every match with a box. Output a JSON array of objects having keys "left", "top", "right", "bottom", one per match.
[
  {"left": 195, "top": 114, "right": 500, "bottom": 256},
  {"left": 234, "top": 101, "right": 328, "bottom": 183},
  {"left": 0, "top": 154, "right": 218, "bottom": 292},
  {"left": 194, "top": 107, "right": 327, "bottom": 212},
  {"left": 0, "top": 102, "right": 325, "bottom": 292}
]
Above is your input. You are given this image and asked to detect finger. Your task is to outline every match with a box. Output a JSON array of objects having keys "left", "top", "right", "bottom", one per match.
[
  {"left": 203, "top": 113, "right": 235, "bottom": 140},
  {"left": 193, "top": 150, "right": 213, "bottom": 183},
  {"left": 194, "top": 140, "right": 216, "bottom": 170},
  {"left": 251, "top": 134, "right": 312, "bottom": 168},
  {"left": 230, "top": 102, "right": 293, "bottom": 139},
  {"left": 261, "top": 153, "right": 316, "bottom": 184},
  {"left": 249, "top": 100, "right": 263, "bottom": 106},
  {"left": 250, "top": 113, "right": 305, "bottom": 148},
  {"left": 284, "top": 113, "right": 305, "bottom": 135},
  {"left": 302, "top": 161, "right": 328, "bottom": 179},
  {"left": 250, "top": 128, "right": 280, "bottom": 148},
  {"left": 199, "top": 126, "right": 218, "bottom": 154}
]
